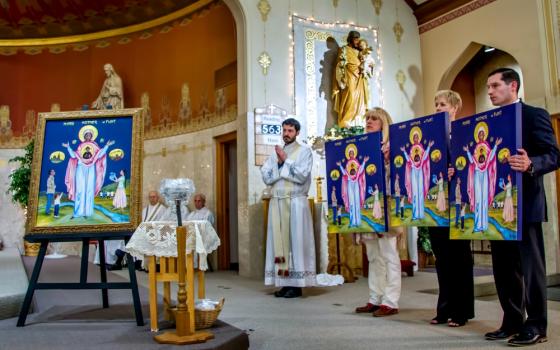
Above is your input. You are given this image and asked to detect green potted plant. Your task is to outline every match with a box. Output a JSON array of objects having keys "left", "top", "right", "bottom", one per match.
[
  {"left": 417, "top": 227, "right": 433, "bottom": 269},
  {"left": 7, "top": 140, "right": 37, "bottom": 255},
  {"left": 8, "top": 140, "right": 34, "bottom": 208}
]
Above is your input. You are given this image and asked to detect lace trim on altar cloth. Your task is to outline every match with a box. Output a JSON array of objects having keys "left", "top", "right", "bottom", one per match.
[{"left": 125, "top": 220, "right": 220, "bottom": 271}]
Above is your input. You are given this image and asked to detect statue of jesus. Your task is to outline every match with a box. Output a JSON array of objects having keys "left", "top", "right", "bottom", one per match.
[{"left": 92, "top": 63, "right": 124, "bottom": 110}]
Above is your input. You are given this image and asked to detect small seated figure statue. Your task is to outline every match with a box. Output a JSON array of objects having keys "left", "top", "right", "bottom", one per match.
[{"left": 92, "top": 63, "right": 124, "bottom": 110}]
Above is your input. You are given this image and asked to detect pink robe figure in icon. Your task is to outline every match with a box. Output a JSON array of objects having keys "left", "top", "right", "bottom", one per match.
[
  {"left": 402, "top": 132, "right": 432, "bottom": 220},
  {"left": 465, "top": 129, "right": 500, "bottom": 232},
  {"left": 339, "top": 149, "right": 368, "bottom": 228},
  {"left": 64, "top": 129, "right": 114, "bottom": 218}
]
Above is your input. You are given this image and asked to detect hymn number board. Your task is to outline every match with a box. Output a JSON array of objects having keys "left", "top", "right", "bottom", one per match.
[{"left": 254, "top": 104, "right": 288, "bottom": 165}]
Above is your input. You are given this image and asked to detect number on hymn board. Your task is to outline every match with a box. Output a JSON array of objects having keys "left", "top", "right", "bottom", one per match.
[{"left": 261, "top": 124, "right": 281, "bottom": 135}]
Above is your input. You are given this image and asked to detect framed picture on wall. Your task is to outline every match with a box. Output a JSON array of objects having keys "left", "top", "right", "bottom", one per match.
[
  {"left": 389, "top": 112, "right": 450, "bottom": 227},
  {"left": 26, "top": 108, "right": 144, "bottom": 234},
  {"left": 449, "top": 103, "right": 522, "bottom": 241}
]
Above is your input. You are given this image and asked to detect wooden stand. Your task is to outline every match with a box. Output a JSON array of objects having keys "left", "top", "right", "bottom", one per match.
[
  {"left": 154, "top": 226, "right": 213, "bottom": 345},
  {"left": 326, "top": 233, "right": 356, "bottom": 283},
  {"left": 147, "top": 256, "right": 206, "bottom": 332},
  {"left": 314, "top": 176, "right": 324, "bottom": 202}
]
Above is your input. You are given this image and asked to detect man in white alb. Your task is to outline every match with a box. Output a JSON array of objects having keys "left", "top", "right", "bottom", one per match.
[
  {"left": 186, "top": 193, "right": 215, "bottom": 270},
  {"left": 186, "top": 193, "right": 215, "bottom": 224},
  {"left": 97, "top": 190, "right": 167, "bottom": 270},
  {"left": 261, "top": 118, "right": 316, "bottom": 298},
  {"left": 142, "top": 190, "right": 168, "bottom": 222}
]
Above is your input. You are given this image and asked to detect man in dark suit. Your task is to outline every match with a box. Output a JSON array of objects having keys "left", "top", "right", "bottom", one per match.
[{"left": 484, "top": 68, "right": 560, "bottom": 346}]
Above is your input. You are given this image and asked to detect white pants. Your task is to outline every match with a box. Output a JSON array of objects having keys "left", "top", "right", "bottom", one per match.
[
  {"left": 94, "top": 240, "right": 125, "bottom": 265},
  {"left": 364, "top": 237, "right": 401, "bottom": 309}
]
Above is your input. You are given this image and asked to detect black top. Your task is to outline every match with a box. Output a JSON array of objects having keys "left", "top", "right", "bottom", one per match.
[{"left": 520, "top": 103, "right": 560, "bottom": 222}]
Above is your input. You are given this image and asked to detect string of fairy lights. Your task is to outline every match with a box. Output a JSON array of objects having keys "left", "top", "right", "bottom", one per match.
[{"left": 287, "top": 8, "right": 385, "bottom": 136}]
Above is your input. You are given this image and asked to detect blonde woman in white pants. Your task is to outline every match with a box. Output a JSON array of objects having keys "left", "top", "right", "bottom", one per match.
[{"left": 355, "top": 108, "right": 403, "bottom": 317}]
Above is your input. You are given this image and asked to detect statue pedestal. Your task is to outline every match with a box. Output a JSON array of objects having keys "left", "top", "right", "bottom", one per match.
[{"left": 154, "top": 330, "right": 214, "bottom": 345}]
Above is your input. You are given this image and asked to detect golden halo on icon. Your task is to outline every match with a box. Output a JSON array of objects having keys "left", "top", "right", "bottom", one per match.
[
  {"left": 78, "top": 125, "right": 99, "bottom": 141},
  {"left": 409, "top": 126, "right": 422, "bottom": 144},
  {"left": 345, "top": 143, "right": 358, "bottom": 159},
  {"left": 473, "top": 121, "right": 489, "bottom": 141}
]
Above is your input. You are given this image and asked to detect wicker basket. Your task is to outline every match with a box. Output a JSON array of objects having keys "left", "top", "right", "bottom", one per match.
[{"left": 194, "top": 298, "right": 224, "bottom": 330}]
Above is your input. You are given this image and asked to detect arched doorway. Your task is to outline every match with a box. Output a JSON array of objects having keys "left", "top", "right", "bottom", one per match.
[
  {"left": 215, "top": 0, "right": 246, "bottom": 271},
  {"left": 438, "top": 42, "right": 524, "bottom": 118}
]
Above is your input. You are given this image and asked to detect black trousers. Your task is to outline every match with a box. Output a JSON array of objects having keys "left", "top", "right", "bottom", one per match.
[
  {"left": 428, "top": 228, "right": 474, "bottom": 321},
  {"left": 490, "top": 222, "right": 547, "bottom": 335}
]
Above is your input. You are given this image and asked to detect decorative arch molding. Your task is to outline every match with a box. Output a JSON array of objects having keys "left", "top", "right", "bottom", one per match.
[
  {"left": 219, "top": 0, "right": 254, "bottom": 277},
  {"left": 437, "top": 42, "right": 483, "bottom": 90},
  {"left": 438, "top": 41, "right": 525, "bottom": 92},
  {"left": 222, "top": 0, "right": 247, "bottom": 116},
  {"left": 437, "top": 41, "right": 525, "bottom": 116}
]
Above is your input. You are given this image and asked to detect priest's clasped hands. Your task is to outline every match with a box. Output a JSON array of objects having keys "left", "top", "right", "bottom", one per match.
[{"left": 275, "top": 145, "right": 287, "bottom": 164}]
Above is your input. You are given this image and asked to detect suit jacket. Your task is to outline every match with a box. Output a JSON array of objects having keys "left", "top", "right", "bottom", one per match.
[{"left": 521, "top": 103, "right": 560, "bottom": 222}]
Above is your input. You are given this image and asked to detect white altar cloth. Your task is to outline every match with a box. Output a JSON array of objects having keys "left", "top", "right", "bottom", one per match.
[{"left": 126, "top": 220, "right": 220, "bottom": 271}]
